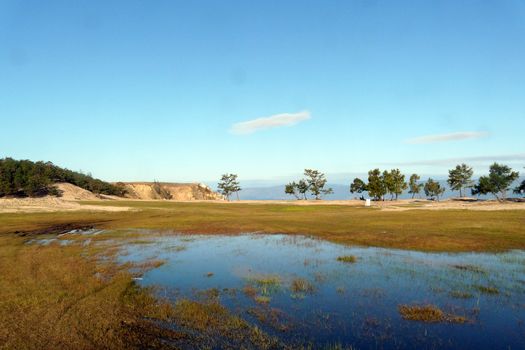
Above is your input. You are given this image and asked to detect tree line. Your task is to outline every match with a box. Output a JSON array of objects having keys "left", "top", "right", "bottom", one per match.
[
  {"left": 279, "top": 163, "right": 523, "bottom": 201},
  {"left": 351, "top": 163, "right": 521, "bottom": 201},
  {"left": 0, "top": 157, "right": 127, "bottom": 198}
]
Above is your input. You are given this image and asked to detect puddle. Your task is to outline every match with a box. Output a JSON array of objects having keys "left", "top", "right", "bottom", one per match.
[
  {"left": 117, "top": 233, "right": 525, "bottom": 349},
  {"left": 26, "top": 228, "right": 106, "bottom": 246}
]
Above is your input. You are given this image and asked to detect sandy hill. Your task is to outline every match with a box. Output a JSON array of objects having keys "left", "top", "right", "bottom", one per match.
[
  {"left": 120, "top": 182, "right": 224, "bottom": 201},
  {"left": 55, "top": 182, "right": 103, "bottom": 201}
]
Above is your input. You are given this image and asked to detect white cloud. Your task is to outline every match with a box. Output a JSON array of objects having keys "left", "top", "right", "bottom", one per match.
[
  {"left": 230, "top": 110, "right": 311, "bottom": 135},
  {"left": 405, "top": 131, "right": 489, "bottom": 144}
]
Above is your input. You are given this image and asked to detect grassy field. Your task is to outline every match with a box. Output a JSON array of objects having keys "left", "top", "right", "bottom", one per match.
[
  {"left": 1, "top": 200, "right": 524, "bottom": 252},
  {"left": 1, "top": 201, "right": 524, "bottom": 348}
]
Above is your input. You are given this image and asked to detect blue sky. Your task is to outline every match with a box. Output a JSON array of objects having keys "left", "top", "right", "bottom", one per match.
[{"left": 1, "top": 0, "right": 524, "bottom": 184}]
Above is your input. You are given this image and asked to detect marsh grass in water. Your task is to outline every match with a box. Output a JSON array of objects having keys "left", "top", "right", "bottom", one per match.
[
  {"left": 170, "top": 299, "right": 282, "bottom": 348},
  {"left": 11, "top": 229, "right": 525, "bottom": 349},
  {"left": 119, "top": 233, "right": 525, "bottom": 349},
  {"left": 398, "top": 304, "right": 469, "bottom": 324},
  {"left": 291, "top": 278, "right": 315, "bottom": 293},
  {"left": 451, "top": 264, "right": 487, "bottom": 274},
  {"left": 163, "top": 244, "right": 187, "bottom": 252},
  {"left": 449, "top": 290, "right": 474, "bottom": 299},
  {"left": 254, "top": 295, "right": 272, "bottom": 304},
  {"left": 246, "top": 274, "right": 282, "bottom": 296},
  {"left": 243, "top": 284, "right": 258, "bottom": 298},
  {"left": 247, "top": 306, "right": 291, "bottom": 332},
  {"left": 290, "top": 278, "right": 315, "bottom": 299},
  {"left": 337, "top": 255, "right": 357, "bottom": 263},
  {"left": 474, "top": 285, "right": 500, "bottom": 295}
]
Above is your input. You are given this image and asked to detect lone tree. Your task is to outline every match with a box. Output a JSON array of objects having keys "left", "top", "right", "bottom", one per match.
[
  {"left": 350, "top": 178, "right": 367, "bottom": 198},
  {"left": 304, "top": 169, "right": 333, "bottom": 200},
  {"left": 447, "top": 163, "right": 474, "bottom": 197},
  {"left": 367, "top": 168, "right": 386, "bottom": 201},
  {"left": 218, "top": 173, "right": 241, "bottom": 201},
  {"left": 408, "top": 173, "right": 423, "bottom": 199},
  {"left": 472, "top": 163, "right": 519, "bottom": 201},
  {"left": 383, "top": 168, "right": 407, "bottom": 200},
  {"left": 424, "top": 178, "right": 445, "bottom": 201}
]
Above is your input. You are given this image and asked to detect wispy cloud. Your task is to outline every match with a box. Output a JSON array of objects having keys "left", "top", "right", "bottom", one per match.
[
  {"left": 386, "top": 153, "right": 525, "bottom": 166},
  {"left": 405, "top": 131, "right": 489, "bottom": 144},
  {"left": 230, "top": 110, "right": 310, "bottom": 135}
]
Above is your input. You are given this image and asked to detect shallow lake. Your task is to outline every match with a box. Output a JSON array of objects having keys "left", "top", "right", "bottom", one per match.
[{"left": 115, "top": 232, "right": 525, "bottom": 349}]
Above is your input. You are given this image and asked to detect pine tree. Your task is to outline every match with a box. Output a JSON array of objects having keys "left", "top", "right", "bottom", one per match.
[
  {"left": 350, "top": 178, "right": 367, "bottom": 196},
  {"left": 303, "top": 169, "right": 333, "bottom": 200},
  {"left": 472, "top": 163, "right": 519, "bottom": 201},
  {"left": 447, "top": 163, "right": 474, "bottom": 197},
  {"left": 408, "top": 174, "right": 423, "bottom": 199},
  {"left": 424, "top": 178, "right": 446, "bottom": 201},
  {"left": 367, "top": 169, "right": 387, "bottom": 201}
]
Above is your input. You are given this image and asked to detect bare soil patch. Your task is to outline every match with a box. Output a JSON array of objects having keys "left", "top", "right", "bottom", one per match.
[{"left": 0, "top": 197, "right": 131, "bottom": 213}]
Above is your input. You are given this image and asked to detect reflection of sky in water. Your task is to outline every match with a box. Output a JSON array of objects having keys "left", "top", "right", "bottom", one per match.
[{"left": 118, "top": 233, "right": 525, "bottom": 349}]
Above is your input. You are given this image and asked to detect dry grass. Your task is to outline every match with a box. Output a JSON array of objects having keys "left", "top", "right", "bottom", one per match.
[
  {"left": 2, "top": 201, "right": 524, "bottom": 252},
  {"left": 0, "top": 235, "right": 178, "bottom": 349}
]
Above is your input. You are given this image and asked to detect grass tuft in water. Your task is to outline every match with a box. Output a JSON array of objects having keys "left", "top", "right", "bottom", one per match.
[
  {"left": 337, "top": 255, "right": 357, "bottom": 263},
  {"left": 243, "top": 285, "right": 258, "bottom": 298},
  {"left": 254, "top": 296, "right": 271, "bottom": 304},
  {"left": 398, "top": 304, "right": 468, "bottom": 324},
  {"left": 449, "top": 290, "right": 474, "bottom": 299},
  {"left": 247, "top": 307, "right": 290, "bottom": 332},
  {"left": 290, "top": 278, "right": 315, "bottom": 294},
  {"left": 451, "top": 264, "right": 486, "bottom": 274},
  {"left": 474, "top": 285, "right": 499, "bottom": 294},
  {"left": 245, "top": 274, "right": 282, "bottom": 297}
]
